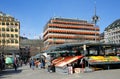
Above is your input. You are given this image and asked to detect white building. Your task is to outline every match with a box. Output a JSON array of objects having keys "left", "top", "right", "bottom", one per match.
[{"left": 104, "top": 19, "right": 120, "bottom": 43}]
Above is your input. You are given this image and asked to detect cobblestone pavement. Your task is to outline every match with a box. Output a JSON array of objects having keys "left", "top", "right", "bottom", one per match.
[{"left": 0, "top": 65, "right": 120, "bottom": 79}]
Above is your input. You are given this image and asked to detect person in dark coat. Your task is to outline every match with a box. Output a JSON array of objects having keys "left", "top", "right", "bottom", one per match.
[
  {"left": 13, "top": 56, "right": 18, "bottom": 71},
  {"left": 31, "top": 59, "right": 35, "bottom": 70}
]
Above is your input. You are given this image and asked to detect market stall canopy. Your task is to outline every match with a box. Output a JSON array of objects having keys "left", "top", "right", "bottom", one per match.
[
  {"left": 44, "top": 42, "right": 120, "bottom": 54},
  {"left": 52, "top": 55, "right": 84, "bottom": 67}
]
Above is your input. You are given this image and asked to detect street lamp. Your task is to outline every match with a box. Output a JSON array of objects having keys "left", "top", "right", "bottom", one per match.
[{"left": 92, "top": 1, "right": 99, "bottom": 42}]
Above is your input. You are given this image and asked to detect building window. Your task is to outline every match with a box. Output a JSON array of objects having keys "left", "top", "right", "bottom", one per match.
[
  {"left": 11, "top": 28, "right": 14, "bottom": 32},
  {"left": 11, "top": 34, "right": 14, "bottom": 38},
  {"left": 15, "top": 34, "right": 18, "bottom": 38},
  {"left": 15, "top": 23, "right": 18, "bottom": 26},
  {"left": 2, "top": 39, "right": 5, "bottom": 43},
  {"left": 6, "top": 40, "right": 10, "bottom": 43},
  {"left": 2, "top": 34, "right": 5, "bottom": 37},
  {"left": 6, "top": 28, "right": 9, "bottom": 31},
  {"left": 1, "top": 17, "right": 3, "bottom": 20},
  {"left": 6, "top": 34, "right": 10, "bottom": 37},
  {"left": 11, "top": 39, "right": 14, "bottom": 43},
  {"left": 11, "top": 23, "right": 14, "bottom": 25},
  {"left": 2, "top": 22, "right": 5, "bottom": 25},
  {"left": 5, "top": 18, "right": 8, "bottom": 21},
  {"left": 6, "top": 22, "right": 9, "bottom": 25},
  {"left": 15, "top": 39, "right": 18, "bottom": 43},
  {"left": 15, "top": 29, "right": 18, "bottom": 32},
  {"left": 2, "top": 28, "right": 5, "bottom": 31},
  {"left": 11, "top": 18, "right": 14, "bottom": 21}
]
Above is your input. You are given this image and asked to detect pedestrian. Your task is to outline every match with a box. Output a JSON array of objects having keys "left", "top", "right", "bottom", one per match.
[
  {"left": 1, "top": 55, "right": 5, "bottom": 70},
  {"left": 46, "top": 55, "right": 51, "bottom": 72},
  {"left": 38, "top": 60, "right": 41, "bottom": 69},
  {"left": 13, "top": 56, "right": 18, "bottom": 71},
  {"left": 40, "top": 58, "right": 45, "bottom": 69},
  {"left": 0, "top": 58, "right": 2, "bottom": 71},
  {"left": 31, "top": 59, "right": 35, "bottom": 70},
  {"left": 29, "top": 59, "right": 32, "bottom": 68}
]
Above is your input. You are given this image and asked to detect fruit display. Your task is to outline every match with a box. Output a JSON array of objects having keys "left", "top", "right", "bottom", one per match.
[
  {"left": 89, "top": 56, "right": 107, "bottom": 62},
  {"left": 107, "top": 56, "right": 120, "bottom": 62},
  {"left": 89, "top": 56, "right": 120, "bottom": 63}
]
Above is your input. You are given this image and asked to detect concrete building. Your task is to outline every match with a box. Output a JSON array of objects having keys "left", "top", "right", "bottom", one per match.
[
  {"left": 100, "top": 32, "right": 104, "bottom": 43},
  {"left": 0, "top": 12, "right": 20, "bottom": 55},
  {"left": 43, "top": 17, "right": 100, "bottom": 50},
  {"left": 104, "top": 19, "right": 120, "bottom": 43}
]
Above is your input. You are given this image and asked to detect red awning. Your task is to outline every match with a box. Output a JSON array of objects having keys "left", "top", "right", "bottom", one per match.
[{"left": 53, "top": 55, "right": 84, "bottom": 67}]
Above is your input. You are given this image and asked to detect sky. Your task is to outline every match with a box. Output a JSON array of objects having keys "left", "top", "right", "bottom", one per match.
[{"left": 0, "top": 0, "right": 120, "bottom": 39}]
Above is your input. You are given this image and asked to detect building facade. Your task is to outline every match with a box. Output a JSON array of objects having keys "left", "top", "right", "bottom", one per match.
[
  {"left": 0, "top": 12, "right": 20, "bottom": 55},
  {"left": 43, "top": 17, "right": 100, "bottom": 50},
  {"left": 104, "top": 19, "right": 120, "bottom": 43},
  {"left": 100, "top": 32, "right": 104, "bottom": 43}
]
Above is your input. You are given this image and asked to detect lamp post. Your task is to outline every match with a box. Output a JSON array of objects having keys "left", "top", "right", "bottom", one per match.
[
  {"left": 39, "top": 36, "right": 42, "bottom": 53},
  {"left": 92, "top": 1, "right": 99, "bottom": 43}
]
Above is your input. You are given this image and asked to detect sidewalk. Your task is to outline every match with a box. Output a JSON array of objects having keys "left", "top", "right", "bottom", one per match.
[
  {"left": 0, "top": 65, "right": 120, "bottom": 79},
  {"left": 0, "top": 65, "right": 74, "bottom": 79}
]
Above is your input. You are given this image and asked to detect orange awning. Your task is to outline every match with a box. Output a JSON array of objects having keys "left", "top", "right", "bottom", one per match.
[{"left": 53, "top": 55, "right": 84, "bottom": 67}]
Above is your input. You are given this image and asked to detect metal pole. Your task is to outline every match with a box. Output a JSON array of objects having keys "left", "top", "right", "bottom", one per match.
[
  {"left": 95, "top": 23, "right": 96, "bottom": 42},
  {"left": 92, "top": 0, "right": 99, "bottom": 43}
]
